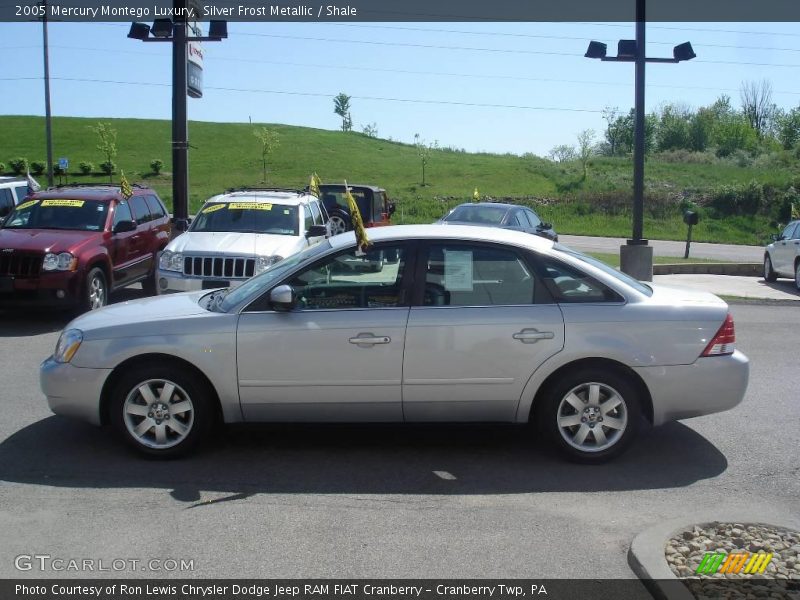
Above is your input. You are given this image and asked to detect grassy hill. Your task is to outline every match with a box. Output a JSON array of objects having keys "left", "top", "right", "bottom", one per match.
[{"left": 2, "top": 115, "right": 798, "bottom": 245}]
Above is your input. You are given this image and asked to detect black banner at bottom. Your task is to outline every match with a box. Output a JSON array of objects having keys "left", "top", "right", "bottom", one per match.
[{"left": 3, "top": 579, "right": 799, "bottom": 600}]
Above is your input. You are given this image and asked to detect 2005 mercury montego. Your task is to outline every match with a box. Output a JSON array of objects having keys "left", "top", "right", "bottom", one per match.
[{"left": 41, "top": 224, "right": 748, "bottom": 463}]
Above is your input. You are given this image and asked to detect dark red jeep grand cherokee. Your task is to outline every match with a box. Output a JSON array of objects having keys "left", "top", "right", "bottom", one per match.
[{"left": 0, "top": 184, "right": 171, "bottom": 312}]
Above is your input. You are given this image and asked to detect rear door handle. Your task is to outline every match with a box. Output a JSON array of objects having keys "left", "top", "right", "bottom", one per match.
[
  {"left": 513, "top": 329, "right": 554, "bottom": 344},
  {"left": 349, "top": 333, "right": 391, "bottom": 347}
]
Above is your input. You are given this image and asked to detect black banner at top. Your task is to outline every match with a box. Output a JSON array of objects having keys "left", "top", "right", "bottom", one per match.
[{"left": 2, "top": 0, "right": 800, "bottom": 22}]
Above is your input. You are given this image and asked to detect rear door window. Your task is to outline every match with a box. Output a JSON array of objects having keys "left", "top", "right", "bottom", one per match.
[
  {"left": 130, "top": 196, "right": 151, "bottom": 224},
  {"left": 144, "top": 195, "right": 166, "bottom": 220},
  {"left": 309, "top": 200, "right": 322, "bottom": 225},
  {"left": 13, "top": 186, "right": 29, "bottom": 204}
]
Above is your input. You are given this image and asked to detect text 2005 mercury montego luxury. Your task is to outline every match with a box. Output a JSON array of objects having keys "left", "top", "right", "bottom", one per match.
[{"left": 41, "top": 224, "right": 748, "bottom": 463}]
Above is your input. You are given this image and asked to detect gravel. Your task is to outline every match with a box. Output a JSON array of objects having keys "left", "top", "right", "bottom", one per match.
[{"left": 666, "top": 522, "right": 800, "bottom": 599}]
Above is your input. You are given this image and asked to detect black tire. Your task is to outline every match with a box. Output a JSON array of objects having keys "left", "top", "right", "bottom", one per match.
[
  {"left": 82, "top": 267, "right": 108, "bottom": 313},
  {"left": 795, "top": 260, "right": 800, "bottom": 291},
  {"left": 329, "top": 212, "right": 351, "bottom": 235},
  {"left": 764, "top": 254, "right": 777, "bottom": 283},
  {"left": 141, "top": 256, "right": 158, "bottom": 296},
  {"left": 109, "top": 363, "right": 215, "bottom": 458},
  {"left": 536, "top": 367, "right": 641, "bottom": 464}
]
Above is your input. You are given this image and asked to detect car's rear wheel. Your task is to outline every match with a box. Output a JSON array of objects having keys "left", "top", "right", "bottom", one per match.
[
  {"left": 764, "top": 254, "right": 777, "bottom": 282},
  {"left": 83, "top": 267, "right": 107, "bottom": 312},
  {"left": 538, "top": 368, "right": 640, "bottom": 463},
  {"left": 329, "top": 213, "right": 351, "bottom": 235},
  {"left": 795, "top": 260, "right": 800, "bottom": 291},
  {"left": 140, "top": 253, "right": 158, "bottom": 295},
  {"left": 110, "top": 364, "right": 214, "bottom": 457}
]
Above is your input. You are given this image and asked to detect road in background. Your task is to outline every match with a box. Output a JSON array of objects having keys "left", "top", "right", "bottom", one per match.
[{"left": 561, "top": 235, "right": 763, "bottom": 262}]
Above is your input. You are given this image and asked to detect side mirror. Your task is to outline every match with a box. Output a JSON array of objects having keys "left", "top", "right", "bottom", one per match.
[
  {"left": 306, "top": 224, "right": 328, "bottom": 238},
  {"left": 113, "top": 220, "right": 136, "bottom": 233},
  {"left": 538, "top": 222, "right": 552, "bottom": 230},
  {"left": 387, "top": 202, "right": 396, "bottom": 216},
  {"left": 771, "top": 233, "right": 779, "bottom": 242},
  {"left": 270, "top": 284, "right": 297, "bottom": 311}
]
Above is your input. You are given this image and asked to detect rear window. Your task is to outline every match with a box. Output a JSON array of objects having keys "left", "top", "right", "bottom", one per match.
[{"left": 444, "top": 205, "right": 507, "bottom": 225}]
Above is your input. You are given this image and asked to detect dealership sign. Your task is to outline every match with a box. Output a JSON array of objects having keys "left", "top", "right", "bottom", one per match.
[{"left": 187, "top": 23, "right": 203, "bottom": 99}]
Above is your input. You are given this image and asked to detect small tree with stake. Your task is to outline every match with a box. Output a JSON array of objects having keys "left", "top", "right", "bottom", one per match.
[
  {"left": 334, "top": 93, "right": 352, "bottom": 132},
  {"left": 253, "top": 127, "right": 280, "bottom": 183},
  {"left": 89, "top": 122, "right": 117, "bottom": 183},
  {"left": 414, "top": 134, "right": 438, "bottom": 187}
]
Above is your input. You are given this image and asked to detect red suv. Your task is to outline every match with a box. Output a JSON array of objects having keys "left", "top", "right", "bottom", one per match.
[{"left": 0, "top": 184, "right": 171, "bottom": 312}]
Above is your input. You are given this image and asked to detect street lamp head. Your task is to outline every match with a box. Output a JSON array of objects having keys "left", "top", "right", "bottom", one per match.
[
  {"left": 208, "top": 20, "right": 228, "bottom": 39},
  {"left": 617, "top": 39, "right": 637, "bottom": 59},
  {"left": 584, "top": 41, "right": 607, "bottom": 59},
  {"left": 127, "top": 22, "right": 151, "bottom": 40},
  {"left": 151, "top": 18, "right": 174, "bottom": 38},
  {"left": 673, "top": 42, "right": 696, "bottom": 62}
]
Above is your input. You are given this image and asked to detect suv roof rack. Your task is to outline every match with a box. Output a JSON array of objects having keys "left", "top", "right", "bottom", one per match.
[
  {"left": 224, "top": 187, "right": 306, "bottom": 195},
  {"left": 46, "top": 182, "right": 148, "bottom": 190}
]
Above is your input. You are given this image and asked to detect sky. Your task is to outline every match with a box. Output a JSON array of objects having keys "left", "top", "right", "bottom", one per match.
[{"left": 1, "top": 20, "right": 799, "bottom": 155}]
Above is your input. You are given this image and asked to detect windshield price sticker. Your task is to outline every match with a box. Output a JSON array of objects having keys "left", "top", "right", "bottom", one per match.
[
  {"left": 202, "top": 203, "right": 226, "bottom": 214},
  {"left": 15, "top": 199, "right": 38, "bottom": 211},
  {"left": 41, "top": 199, "right": 85, "bottom": 208},
  {"left": 228, "top": 202, "right": 272, "bottom": 211}
]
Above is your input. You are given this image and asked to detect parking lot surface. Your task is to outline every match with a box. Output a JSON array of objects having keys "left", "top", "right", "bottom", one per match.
[{"left": 0, "top": 293, "right": 797, "bottom": 579}]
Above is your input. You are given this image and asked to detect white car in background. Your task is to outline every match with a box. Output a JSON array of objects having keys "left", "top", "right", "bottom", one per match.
[
  {"left": 763, "top": 219, "right": 800, "bottom": 290},
  {"left": 157, "top": 189, "right": 329, "bottom": 293}
]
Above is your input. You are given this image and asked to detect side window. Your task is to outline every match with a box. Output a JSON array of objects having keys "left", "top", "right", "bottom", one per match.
[
  {"left": 130, "top": 196, "right": 151, "bottom": 224},
  {"left": 509, "top": 212, "right": 525, "bottom": 227},
  {"left": 791, "top": 222, "right": 800, "bottom": 240},
  {"left": 144, "top": 195, "right": 166, "bottom": 220},
  {"left": 113, "top": 200, "right": 133, "bottom": 227},
  {"left": 14, "top": 186, "right": 29, "bottom": 204},
  {"left": 538, "top": 257, "right": 623, "bottom": 303},
  {"left": 303, "top": 205, "right": 314, "bottom": 231},
  {"left": 286, "top": 245, "right": 407, "bottom": 310},
  {"left": 309, "top": 200, "right": 322, "bottom": 225},
  {"left": 0, "top": 189, "right": 14, "bottom": 218},
  {"left": 525, "top": 209, "right": 541, "bottom": 227},
  {"left": 423, "top": 244, "right": 535, "bottom": 307}
]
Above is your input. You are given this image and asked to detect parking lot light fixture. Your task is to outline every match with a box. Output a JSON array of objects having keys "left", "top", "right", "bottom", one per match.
[
  {"left": 584, "top": 41, "right": 607, "bottom": 59},
  {"left": 127, "top": 22, "right": 150, "bottom": 41}
]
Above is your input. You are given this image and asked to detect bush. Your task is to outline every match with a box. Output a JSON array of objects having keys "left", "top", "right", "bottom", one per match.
[
  {"left": 8, "top": 157, "right": 28, "bottom": 175},
  {"left": 78, "top": 161, "right": 94, "bottom": 175},
  {"left": 709, "top": 181, "right": 763, "bottom": 216},
  {"left": 150, "top": 159, "right": 164, "bottom": 175},
  {"left": 53, "top": 163, "right": 66, "bottom": 176},
  {"left": 30, "top": 161, "right": 46, "bottom": 176},
  {"left": 99, "top": 161, "right": 116, "bottom": 175},
  {"left": 0, "top": 162, "right": 5, "bottom": 173}
]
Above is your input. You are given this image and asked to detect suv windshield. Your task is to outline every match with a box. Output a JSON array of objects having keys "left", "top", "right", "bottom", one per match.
[
  {"left": 191, "top": 202, "right": 299, "bottom": 235},
  {"left": 3, "top": 198, "right": 108, "bottom": 231},
  {"left": 444, "top": 205, "right": 507, "bottom": 225}
]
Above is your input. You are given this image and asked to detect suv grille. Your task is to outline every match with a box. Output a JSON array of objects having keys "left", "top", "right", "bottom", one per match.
[
  {"left": 183, "top": 255, "right": 255, "bottom": 279},
  {"left": 0, "top": 252, "right": 42, "bottom": 278}
]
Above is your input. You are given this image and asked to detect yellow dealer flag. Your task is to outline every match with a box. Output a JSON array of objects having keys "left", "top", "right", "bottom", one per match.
[
  {"left": 344, "top": 180, "right": 371, "bottom": 251},
  {"left": 473, "top": 187, "right": 480, "bottom": 201},
  {"left": 309, "top": 172, "right": 322, "bottom": 199},
  {"left": 120, "top": 172, "right": 133, "bottom": 200}
]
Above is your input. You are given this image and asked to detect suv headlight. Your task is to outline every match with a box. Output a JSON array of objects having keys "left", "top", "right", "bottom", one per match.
[
  {"left": 255, "top": 255, "right": 283, "bottom": 274},
  {"left": 42, "top": 252, "right": 77, "bottom": 271},
  {"left": 159, "top": 251, "right": 184, "bottom": 272},
  {"left": 54, "top": 329, "right": 83, "bottom": 363}
]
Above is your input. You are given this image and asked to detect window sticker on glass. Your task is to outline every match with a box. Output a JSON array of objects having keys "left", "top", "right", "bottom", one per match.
[
  {"left": 40, "top": 199, "right": 85, "bottom": 208},
  {"left": 202, "top": 203, "right": 226, "bottom": 214},
  {"left": 228, "top": 202, "right": 272, "bottom": 211},
  {"left": 16, "top": 200, "right": 38, "bottom": 211},
  {"left": 444, "top": 249, "right": 474, "bottom": 291},
  {"left": 283, "top": 209, "right": 290, "bottom": 215}
]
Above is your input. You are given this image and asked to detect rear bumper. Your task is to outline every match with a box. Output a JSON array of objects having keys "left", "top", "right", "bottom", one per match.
[
  {"left": 634, "top": 350, "right": 749, "bottom": 426},
  {"left": 40, "top": 356, "right": 111, "bottom": 425}
]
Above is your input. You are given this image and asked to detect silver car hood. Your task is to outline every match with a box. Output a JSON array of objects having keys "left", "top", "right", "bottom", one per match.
[{"left": 165, "top": 231, "right": 300, "bottom": 258}]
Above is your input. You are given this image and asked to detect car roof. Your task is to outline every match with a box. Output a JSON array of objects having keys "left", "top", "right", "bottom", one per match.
[
  {"left": 451, "top": 202, "right": 522, "bottom": 211},
  {"left": 319, "top": 183, "right": 385, "bottom": 193},
  {"left": 206, "top": 190, "right": 314, "bottom": 206},
  {"left": 30, "top": 185, "right": 149, "bottom": 201},
  {"left": 0, "top": 177, "right": 28, "bottom": 185},
  {"left": 328, "top": 224, "right": 554, "bottom": 251}
]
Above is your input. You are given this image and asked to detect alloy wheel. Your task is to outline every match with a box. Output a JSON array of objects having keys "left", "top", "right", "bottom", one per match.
[
  {"left": 556, "top": 381, "right": 628, "bottom": 453},
  {"left": 123, "top": 379, "right": 195, "bottom": 450},
  {"left": 88, "top": 274, "right": 106, "bottom": 310},
  {"left": 329, "top": 215, "right": 348, "bottom": 235}
]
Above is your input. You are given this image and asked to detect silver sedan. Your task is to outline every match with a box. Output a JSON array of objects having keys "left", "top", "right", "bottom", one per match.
[{"left": 40, "top": 224, "right": 749, "bottom": 463}]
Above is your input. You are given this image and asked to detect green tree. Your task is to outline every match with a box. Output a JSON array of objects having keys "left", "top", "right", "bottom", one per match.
[
  {"left": 656, "top": 104, "right": 692, "bottom": 152},
  {"left": 333, "top": 93, "right": 352, "bottom": 132},
  {"left": 253, "top": 127, "right": 280, "bottom": 182},
  {"left": 89, "top": 122, "right": 117, "bottom": 182},
  {"left": 777, "top": 105, "right": 800, "bottom": 150},
  {"left": 414, "top": 133, "right": 438, "bottom": 186},
  {"left": 576, "top": 129, "right": 595, "bottom": 180}
]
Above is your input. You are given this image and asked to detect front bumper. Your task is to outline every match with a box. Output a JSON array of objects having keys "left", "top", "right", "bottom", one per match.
[
  {"left": 0, "top": 271, "right": 82, "bottom": 308},
  {"left": 156, "top": 270, "right": 247, "bottom": 294},
  {"left": 634, "top": 350, "right": 749, "bottom": 426},
  {"left": 40, "top": 356, "right": 112, "bottom": 425}
]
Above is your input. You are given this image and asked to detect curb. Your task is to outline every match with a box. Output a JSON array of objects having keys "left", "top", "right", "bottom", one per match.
[
  {"left": 628, "top": 515, "right": 800, "bottom": 600},
  {"left": 653, "top": 263, "right": 762, "bottom": 276}
]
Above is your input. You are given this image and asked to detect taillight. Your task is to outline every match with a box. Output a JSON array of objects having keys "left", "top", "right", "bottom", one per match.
[{"left": 702, "top": 313, "right": 735, "bottom": 356}]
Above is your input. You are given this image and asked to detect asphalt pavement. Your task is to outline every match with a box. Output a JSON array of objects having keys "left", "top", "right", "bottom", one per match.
[
  {"left": 0, "top": 301, "right": 797, "bottom": 580},
  {"left": 561, "top": 234, "right": 764, "bottom": 262}
]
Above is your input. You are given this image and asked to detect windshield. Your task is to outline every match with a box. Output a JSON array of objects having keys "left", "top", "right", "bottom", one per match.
[
  {"left": 553, "top": 244, "right": 653, "bottom": 297},
  {"left": 191, "top": 202, "right": 299, "bottom": 235},
  {"left": 3, "top": 198, "right": 108, "bottom": 231},
  {"left": 444, "top": 205, "right": 507, "bottom": 225},
  {"left": 218, "top": 240, "right": 333, "bottom": 312}
]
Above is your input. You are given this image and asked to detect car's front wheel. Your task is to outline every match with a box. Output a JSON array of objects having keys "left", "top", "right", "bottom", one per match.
[
  {"left": 764, "top": 254, "right": 777, "bottom": 282},
  {"left": 537, "top": 368, "right": 641, "bottom": 463},
  {"left": 83, "top": 267, "right": 108, "bottom": 312},
  {"left": 110, "top": 364, "right": 214, "bottom": 457}
]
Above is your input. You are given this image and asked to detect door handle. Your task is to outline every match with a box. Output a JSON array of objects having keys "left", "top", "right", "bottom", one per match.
[
  {"left": 513, "top": 329, "right": 554, "bottom": 343},
  {"left": 349, "top": 333, "right": 391, "bottom": 347}
]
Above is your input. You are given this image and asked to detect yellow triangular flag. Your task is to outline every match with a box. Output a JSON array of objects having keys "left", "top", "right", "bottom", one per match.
[
  {"left": 344, "top": 180, "right": 371, "bottom": 251},
  {"left": 473, "top": 187, "right": 480, "bottom": 201},
  {"left": 120, "top": 172, "right": 133, "bottom": 199},
  {"left": 309, "top": 172, "right": 322, "bottom": 199}
]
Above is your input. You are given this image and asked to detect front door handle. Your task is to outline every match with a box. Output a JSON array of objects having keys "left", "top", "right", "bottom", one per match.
[
  {"left": 513, "top": 329, "right": 554, "bottom": 344},
  {"left": 349, "top": 333, "right": 391, "bottom": 347}
]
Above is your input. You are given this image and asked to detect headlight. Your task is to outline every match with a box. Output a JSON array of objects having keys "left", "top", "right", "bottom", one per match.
[
  {"left": 255, "top": 255, "right": 284, "bottom": 274},
  {"left": 54, "top": 329, "right": 83, "bottom": 363},
  {"left": 42, "top": 252, "right": 77, "bottom": 271},
  {"left": 159, "top": 251, "right": 184, "bottom": 272}
]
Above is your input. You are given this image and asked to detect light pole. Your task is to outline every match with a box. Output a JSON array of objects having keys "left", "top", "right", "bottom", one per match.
[
  {"left": 40, "top": 0, "right": 54, "bottom": 188},
  {"left": 585, "top": 0, "right": 695, "bottom": 280},
  {"left": 128, "top": 6, "right": 227, "bottom": 232}
]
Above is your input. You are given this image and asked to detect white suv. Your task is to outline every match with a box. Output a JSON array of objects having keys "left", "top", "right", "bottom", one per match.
[{"left": 157, "top": 189, "right": 329, "bottom": 293}]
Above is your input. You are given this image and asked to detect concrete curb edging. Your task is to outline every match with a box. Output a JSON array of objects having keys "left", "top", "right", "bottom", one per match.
[
  {"left": 627, "top": 515, "right": 800, "bottom": 600},
  {"left": 653, "top": 263, "right": 762, "bottom": 276}
]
